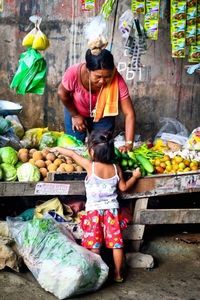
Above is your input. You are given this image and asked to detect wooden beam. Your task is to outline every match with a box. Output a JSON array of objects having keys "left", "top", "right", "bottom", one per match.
[{"left": 139, "top": 208, "right": 200, "bottom": 224}]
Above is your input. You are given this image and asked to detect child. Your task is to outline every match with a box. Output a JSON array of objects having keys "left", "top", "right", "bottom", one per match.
[{"left": 51, "top": 130, "right": 141, "bottom": 283}]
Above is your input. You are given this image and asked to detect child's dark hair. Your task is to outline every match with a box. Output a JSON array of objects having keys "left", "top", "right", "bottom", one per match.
[
  {"left": 85, "top": 49, "right": 115, "bottom": 71},
  {"left": 87, "top": 130, "right": 115, "bottom": 163}
]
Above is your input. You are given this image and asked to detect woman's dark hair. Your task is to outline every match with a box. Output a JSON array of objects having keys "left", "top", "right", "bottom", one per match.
[
  {"left": 85, "top": 49, "right": 115, "bottom": 71},
  {"left": 88, "top": 130, "right": 115, "bottom": 163}
]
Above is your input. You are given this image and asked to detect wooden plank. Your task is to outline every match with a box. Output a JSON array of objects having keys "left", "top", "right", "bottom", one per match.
[
  {"left": 0, "top": 171, "right": 199, "bottom": 197},
  {"left": 139, "top": 208, "right": 200, "bottom": 224},
  {"left": 0, "top": 181, "right": 85, "bottom": 197}
]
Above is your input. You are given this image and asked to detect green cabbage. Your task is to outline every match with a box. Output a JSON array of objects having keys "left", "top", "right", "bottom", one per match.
[
  {"left": 57, "top": 134, "right": 83, "bottom": 148},
  {"left": 1, "top": 163, "right": 17, "bottom": 181},
  {"left": 39, "top": 132, "right": 58, "bottom": 150},
  {"left": 17, "top": 162, "right": 40, "bottom": 182},
  {"left": 0, "top": 146, "right": 18, "bottom": 165}
]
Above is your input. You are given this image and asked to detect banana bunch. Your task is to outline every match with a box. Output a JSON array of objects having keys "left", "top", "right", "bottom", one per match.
[{"left": 22, "top": 27, "right": 49, "bottom": 51}]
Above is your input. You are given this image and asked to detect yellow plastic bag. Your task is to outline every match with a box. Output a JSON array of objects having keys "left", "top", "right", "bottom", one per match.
[
  {"left": 35, "top": 198, "right": 65, "bottom": 219},
  {"left": 20, "top": 127, "right": 48, "bottom": 148}
]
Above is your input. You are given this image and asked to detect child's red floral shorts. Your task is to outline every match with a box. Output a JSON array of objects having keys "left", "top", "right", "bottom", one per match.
[{"left": 81, "top": 208, "right": 127, "bottom": 249}]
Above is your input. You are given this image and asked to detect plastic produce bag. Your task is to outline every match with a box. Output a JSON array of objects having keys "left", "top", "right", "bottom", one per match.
[
  {"left": 7, "top": 217, "right": 109, "bottom": 299},
  {"left": 185, "top": 127, "right": 200, "bottom": 150},
  {"left": 39, "top": 131, "right": 63, "bottom": 150},
  {"left": 10, "top": 48, "right": 47, "bottom": 95},
  {"left": 155, "top": 118, "right": 189, "bottom": 139},
  {"left": 5, "top": 115, "right": 24, "bottom": 138},
  {"left": 20, "top": 127, "right": 48, "bottom": 148},
  {"left": 84, "top": 15, "right": 108, "bottom": 55}
]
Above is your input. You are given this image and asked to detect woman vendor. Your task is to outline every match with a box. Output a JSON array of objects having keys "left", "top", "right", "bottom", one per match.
[{"left": 58, "top": 48, "right": 136, "bottom": 152}]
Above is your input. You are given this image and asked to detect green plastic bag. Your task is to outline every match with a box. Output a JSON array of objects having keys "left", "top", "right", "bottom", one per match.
[{"left": 10, "top": 48, "right": 46, "bottom": 95}]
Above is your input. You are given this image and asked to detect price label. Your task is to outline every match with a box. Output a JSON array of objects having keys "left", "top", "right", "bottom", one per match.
[{"left": 34, "top": 183, "right": 70, "bottom": 195}]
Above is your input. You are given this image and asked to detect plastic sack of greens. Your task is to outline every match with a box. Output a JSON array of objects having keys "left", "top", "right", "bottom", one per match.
[{"left": 7, "top": 216, "right": 108, "bottom": 300}]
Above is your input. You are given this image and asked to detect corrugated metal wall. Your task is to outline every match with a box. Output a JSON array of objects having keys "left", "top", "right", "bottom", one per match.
[{"left": 0, "top": 0, "right": 199, "bottom": 139}]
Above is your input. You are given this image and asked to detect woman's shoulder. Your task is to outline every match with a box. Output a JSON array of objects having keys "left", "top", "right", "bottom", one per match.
[{"left": 62, "top": 63, "right": 83, "bottom": 90}]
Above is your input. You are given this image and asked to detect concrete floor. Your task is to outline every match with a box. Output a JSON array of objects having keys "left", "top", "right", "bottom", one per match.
[{"left": 1, "top": 231, "right": 200, "bottom": 300}]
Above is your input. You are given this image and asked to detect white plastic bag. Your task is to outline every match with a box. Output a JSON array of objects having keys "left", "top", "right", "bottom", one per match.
[
  {"left": 84, "top": 15, "right": 108, "bottom": 55},
  {"left": 7, "top": 217, "right": 109, "bottom": 299},
  {"left": 155, "top": 118, "right": 189, "bottom": 140}
]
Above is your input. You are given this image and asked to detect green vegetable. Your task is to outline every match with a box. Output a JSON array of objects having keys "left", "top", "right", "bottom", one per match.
[
  {"left": 17, "top": 162, "right": 40, "bottom": 182},
  {"left": 57, "top": 134, "right": 83, "bottom": 148},
  {"left": 39, "top": 132, "right": 58, "bottom": 150},
  {"left": 114, "top": 147, "right": 122, "bottom": 160},
  {"left": 121, "top": 158, "right": 128, "bottom": 168},
  {"left": 0, "top": 146, "right": 18, "bottom": 165},
  {"left": 135, "top": 154, "right": 154, "bottom": 173},
  {"left": 1, "top": 163, "right": 17, "bottom": 181}
]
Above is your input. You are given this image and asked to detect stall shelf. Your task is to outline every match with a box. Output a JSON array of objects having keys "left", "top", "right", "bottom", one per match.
[{"left": 0, "top": 171, "right": 200, "bottom": 251}]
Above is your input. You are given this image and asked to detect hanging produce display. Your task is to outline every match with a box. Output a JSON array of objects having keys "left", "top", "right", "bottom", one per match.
[{"left": 10, "top": 16, "right": 49, "bottom": 95}]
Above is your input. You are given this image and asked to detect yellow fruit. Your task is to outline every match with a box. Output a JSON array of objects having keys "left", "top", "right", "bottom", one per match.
[
  {"left": 22, "top": 33, "right": 35, "bottom": 47},
  {"left": 190, "top": 162, "right": 198, "bottom": 169},
  {"left": 155, "top": 158, "right": 161, "bottom": 166},
  {"left": 178, "top": 162, "right": 185, "bottom": 170},
  {"left": 174, "top": 156, "right": 183, "bottom": 163},
  {"left": 183, "top": 167, "right": 191, "bottom": 172},
  {"left": 183, "top": 159, "right": 190, "bottom": 167},
  {"left": 166, "top": 165, "right": 172, "bottom": 172},
  {"left": 160, "top": 162, "right": 166, "bottom": 169},
  {"left": 32, "top": 31, "right": 49, "bottom": 50},
  {"left": 190, "top": 165, "right": 198, "bottom": 171},
  {"left": 165, "top": 160, "right": 171, "bottom": 166},
  {"left": 172, "top": 164, "right": 179, "bottom": 171},
  {"left": 155, "top": 166, "right": 164, "bottom": 174},
  {"left": 163, "top": 155, "right": 170, "bottom": 161}
]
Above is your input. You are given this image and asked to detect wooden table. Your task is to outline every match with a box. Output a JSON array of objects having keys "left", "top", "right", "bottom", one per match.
[{"left": 0, "top": 171, "right": 200, "bottom": 251}]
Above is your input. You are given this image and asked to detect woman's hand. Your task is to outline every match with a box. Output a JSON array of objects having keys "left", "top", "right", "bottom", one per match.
[
  {"left": 72, "top": 115, "right": 87, "bottom": 132},
  {"left": 119, "top": 143, "right": 133, "bottom": 153}
]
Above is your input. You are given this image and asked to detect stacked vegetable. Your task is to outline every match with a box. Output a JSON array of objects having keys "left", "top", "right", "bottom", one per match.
[{"left": 114, "top": 143, "right": 163, "bottom": 176}]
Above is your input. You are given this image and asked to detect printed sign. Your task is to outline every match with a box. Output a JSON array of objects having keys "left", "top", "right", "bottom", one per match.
[
  {"left": 34, "top": 182, "right": 70, "bottom": 195},
  {"left": 181, "top": 174, "right": 200, "bottom": 189}
]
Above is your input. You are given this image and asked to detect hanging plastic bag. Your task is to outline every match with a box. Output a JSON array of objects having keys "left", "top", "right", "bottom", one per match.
[
  {"left": 7, "top": 216, "right": 109, "bottom": 299},
  {"left": 22, "top": 15, "right": 49, "bottom": 51},
  {"left": 20, "top": 127, "right": 48, "bottom": 148},
  {"left": 84, "top": 15, "right": 108, "bottom": 55},
  {"left": 100, "top": 0, "right": 116, "bottom": 20},
  {"left": 10, "top": 48, "right": 47, "bottom": 95}
]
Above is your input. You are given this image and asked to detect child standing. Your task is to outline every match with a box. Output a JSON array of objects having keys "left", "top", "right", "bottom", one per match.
[{"left": 51, "top": 130, "right": 141, "bottom": 282}]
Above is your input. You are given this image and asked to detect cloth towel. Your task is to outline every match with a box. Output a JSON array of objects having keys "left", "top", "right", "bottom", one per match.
[{"left": 93, "top": 70, "right": 119, "bottom": 122}]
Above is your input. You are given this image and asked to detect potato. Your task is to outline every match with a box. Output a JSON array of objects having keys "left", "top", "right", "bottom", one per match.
[
  {"left": 46, "top": 153, "right": 56, "bottom": 162},
  {"left": 56, "top": 166, "right": 66, "bottom": 173},
  {"left": 29, "top": 158, "right": 35, "bottom": 165},
  {"left": 29, "top": 148, "right": 37, "bottom": 158},
  {"left": 32, "top": 151, "right": 43, "bottom": 161},
  {"left": 45, "top": 159, "right": 52, "bottom": 167},
  {"left": 54, "top": 158, "right": 62, "bottom": 167},
  {"left": 35, "top": 159, "right": 46, "bottom": 168},
  {"left": 41, "top": 148, "right": 50, "bottom": 159},
  {"left": 18, "top": 148, "right": 28, "bottom": 155},
  {"left": 65, "top": 164, "right": 75, "bottom": 173},
  {"left": 76, "top": 165, "right": 83, "bottom": 172},
  {"left": 18, "top": 152, "right": 29, "bottom": 163},
  {"left": 39, "top": 167, "right": 48, "bottom": 178},
  {"left": 47, "top": 163, "right": 57, "bottom": 172}
]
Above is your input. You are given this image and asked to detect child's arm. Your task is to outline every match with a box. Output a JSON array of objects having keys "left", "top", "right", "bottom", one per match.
[
  {"left": 117, "top": 167, "right": 141, "bottom": 192},
  {"left": 50, "top": 147, "right": 91, "bottom": 171}
]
